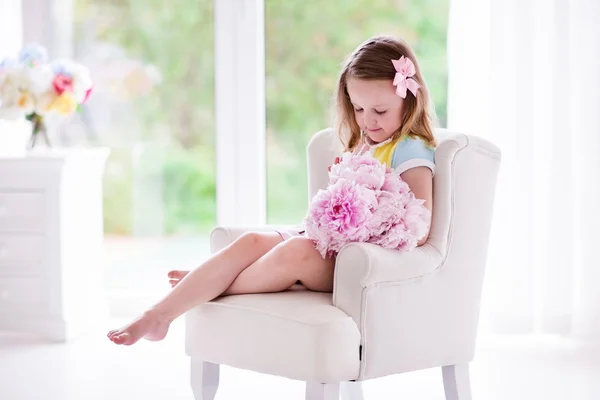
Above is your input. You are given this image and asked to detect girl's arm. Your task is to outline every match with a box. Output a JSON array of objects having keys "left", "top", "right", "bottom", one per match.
[{"left": 400, "top": 166, "right": 433, "bottom": 246}]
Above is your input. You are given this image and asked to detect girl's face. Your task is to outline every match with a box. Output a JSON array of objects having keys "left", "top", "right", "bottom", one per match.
[{"left": 346, "top": 78, "right": 405, "bottom": 143}]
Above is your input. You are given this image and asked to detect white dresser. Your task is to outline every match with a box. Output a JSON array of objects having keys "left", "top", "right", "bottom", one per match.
[{"left": 0, "top": 148, "right": 110, "bottom": 341}]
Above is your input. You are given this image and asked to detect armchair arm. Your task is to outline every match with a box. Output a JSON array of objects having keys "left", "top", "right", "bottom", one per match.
[
  {"left": 209, "top": 225, "right": 298, "bottom": 253},
  {"left": 332, "top": 243, "right": 456, "bottom": 380},
  {"left": 333, "top": 242, "right": 443, "bottom": 320},
  {"left": 334, "top": 242, "right": 443, "bottom": 289}
]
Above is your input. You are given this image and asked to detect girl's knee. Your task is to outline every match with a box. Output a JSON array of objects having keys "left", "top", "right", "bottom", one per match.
[
  {"left": 237, "top": 232, "right": 262, "bottom": 246},
  {"left": 279, "top": 237, "right": 315, "bottom": 265},
  {"left": 236, "top": 231, "right": 280, "bottom": 253}
]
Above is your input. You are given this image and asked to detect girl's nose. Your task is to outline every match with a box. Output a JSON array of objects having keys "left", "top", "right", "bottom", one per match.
[{"left": 363, "top": 113, "right": 376, "bottom": 127}]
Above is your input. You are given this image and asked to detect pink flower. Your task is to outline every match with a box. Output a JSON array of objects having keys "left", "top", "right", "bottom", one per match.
[
  {"left": 304, "top": 152, "right": 431, "bottom": 258},
  {"left": 330, "top": 152, "right": 387, "bottom": 190},
  {"left": 372, "top": 223, "right": 415, "bottom": 250},
  {"left": 367, "top": 191, "right": 403, "bottom": 237},
  {"left": 52, "top": 74, "right": 73, "bottom": 95},
  {"left": 402, "top": 197, "right": 431, "bottom": 240},
  {"left": 305, "top": 179, "right": 376, "bottom": 257},
  {"left": 381, "top": 171, "right": 410, "bottom": 194},
  {"left": 82, "top": 86, "right": 93, "bottom": 104}
]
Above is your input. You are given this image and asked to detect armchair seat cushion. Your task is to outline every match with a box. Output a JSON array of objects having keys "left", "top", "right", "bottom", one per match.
[{"left": 185, "top": 289, "right": 361, "bottom": 383}]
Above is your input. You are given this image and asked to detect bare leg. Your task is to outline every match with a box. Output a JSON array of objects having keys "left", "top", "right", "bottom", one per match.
[
  {"left": 107, "top": 232, "right": 282, "bottom": 345},
  {"left": 223, "top": 236, "right": 335, "bottom": 295},
  {"left": 170, "top": 237, "right": 334, "bottom": 294}
]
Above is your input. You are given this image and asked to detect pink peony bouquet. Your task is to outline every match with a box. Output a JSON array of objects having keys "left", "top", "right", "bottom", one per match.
[{"left": 303, "top": 151, "right": 431, "bottom": 258}]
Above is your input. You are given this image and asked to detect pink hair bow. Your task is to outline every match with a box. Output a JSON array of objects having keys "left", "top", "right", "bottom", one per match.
[{"left": 392, "top": 56, "right": 420, "bottom": 98}]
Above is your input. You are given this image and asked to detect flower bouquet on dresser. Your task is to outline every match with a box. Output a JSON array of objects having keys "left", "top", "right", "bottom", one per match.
[{"left": 0, "top": 43, "right": 93, "bottom": 155}]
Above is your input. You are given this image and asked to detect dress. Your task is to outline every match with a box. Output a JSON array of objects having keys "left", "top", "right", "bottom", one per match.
[{"left": 274, "top": 134, "right": 436, "bottom": 241}]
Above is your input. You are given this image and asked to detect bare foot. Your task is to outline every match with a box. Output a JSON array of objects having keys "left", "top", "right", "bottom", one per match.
[
  {"left": 168, "top": 270, "right": 189, "bottom": 288},
  {"left": 107, "top": 310, "right": 173, "bottom": 346}
]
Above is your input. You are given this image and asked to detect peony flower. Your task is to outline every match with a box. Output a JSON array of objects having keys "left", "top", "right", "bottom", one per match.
[
  {"left": 305, "top": 178, "right": 377, "bottom": 257},
  {"left": 372, "top": 223, "right": 415, "bottom": 250},
  {"left": 402, "top": 197, "right": 431, "bottom": 240},
  {"left": 381, "top": 170, "right": 411, "bottom": 194},
  {"left": 304, "top": 151, "right": 432, "bottom": 258},
  {"left": 367, "top": 191, "right": 404, "bottom": 237},
  {"left": 330, "top": 151, "right": 387, "bottom": 190}
]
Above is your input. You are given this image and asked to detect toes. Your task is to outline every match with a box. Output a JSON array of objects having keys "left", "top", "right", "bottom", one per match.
[
  {"left": 107, "top": 330, "right": 119, "bottom": 338},
  {"left": 112, "top": 333, "right": 131, "bottom": 345},
  {"left": 168, "top": 270, "right": 188, "bottom": 279}
]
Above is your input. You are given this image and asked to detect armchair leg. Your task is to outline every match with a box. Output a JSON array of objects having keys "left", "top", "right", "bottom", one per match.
[
  {"left": 190, "top": 358, "right": 220, "bottom": 400},
  {"left": 442, "top": 364, "right": 472, "bottom": 400},
  {"left": 305, "top": 382, "right": 340, "bottom": 400},
  {"left": 341, "top": 382, "right": 365, "bottom": 400}
]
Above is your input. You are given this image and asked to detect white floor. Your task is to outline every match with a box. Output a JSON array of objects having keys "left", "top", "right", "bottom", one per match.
[
  {"left": 2, "top": 237, "right": 599, "bottom": 399},
  {"left": 1, "top": 321, "right": 599, "bottom": 400}
]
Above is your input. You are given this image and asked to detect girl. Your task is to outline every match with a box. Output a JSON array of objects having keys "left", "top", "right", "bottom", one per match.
[{"left": 108, "top": 35, "right": 437, "bottom": 346}]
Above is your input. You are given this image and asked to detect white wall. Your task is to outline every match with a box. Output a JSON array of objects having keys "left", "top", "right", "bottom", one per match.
[
  {"left": 0, "top": 0, "right": 23, "bottom": 59},
  {"left": 21, "top": 0, "right": 73, "bottom": 59}
]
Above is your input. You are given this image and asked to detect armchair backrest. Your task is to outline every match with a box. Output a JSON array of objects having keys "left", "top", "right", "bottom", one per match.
[
  {"left": 426, "top": 130, "right": 501, "bottom": 274},
  {"left": 306, "top": 128, "right": 344, "bottom": 204}
]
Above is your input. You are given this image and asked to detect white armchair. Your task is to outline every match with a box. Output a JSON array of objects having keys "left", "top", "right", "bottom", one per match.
[{"left": 185, "top": 128, "right": 501, "bottom": 400}]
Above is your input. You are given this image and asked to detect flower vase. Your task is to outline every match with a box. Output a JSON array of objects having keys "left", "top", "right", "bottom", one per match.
[{"left": 27, "top": 113, "right": 51, "bottom": 150}]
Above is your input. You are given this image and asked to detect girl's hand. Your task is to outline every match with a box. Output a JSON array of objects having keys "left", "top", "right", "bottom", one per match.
[{"left": 328, "top": 157, "right": 340, "bottom": 172}]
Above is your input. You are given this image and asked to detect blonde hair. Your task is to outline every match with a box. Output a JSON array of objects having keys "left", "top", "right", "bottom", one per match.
[{"left": 333, "top": 36, "right": 438, "bottom": 151}]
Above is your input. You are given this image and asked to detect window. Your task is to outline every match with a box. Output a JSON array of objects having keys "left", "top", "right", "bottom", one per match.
[
  {"left": 265, "top": 0, "right": 449, "bottom": 224},
  {"left": 72, "top": 0, "right": 216, "bottom": 315}
]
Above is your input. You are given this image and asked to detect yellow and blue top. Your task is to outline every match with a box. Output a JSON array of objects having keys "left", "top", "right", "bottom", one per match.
[{"left": 368, "top": 135, "right": 436, "bottom": 175}]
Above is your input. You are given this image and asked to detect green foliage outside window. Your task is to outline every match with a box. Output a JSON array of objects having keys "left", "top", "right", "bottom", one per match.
[{"left": 74, "top": 0, "right": 448, "bottom": 235}]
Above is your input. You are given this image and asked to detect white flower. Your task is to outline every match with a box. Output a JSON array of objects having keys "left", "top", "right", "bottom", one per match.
[
  {"left": 0, "top": 69, "right": 26, "bottom": 119},
  {"left": 72, "top": 64, "right": 93, "bottom": 103},
  {"left": 22, "top": 65, "right": 54, "bottom": 94},
  {"left": 0, "top": 65, "right": 54, "bottom": 118}
]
